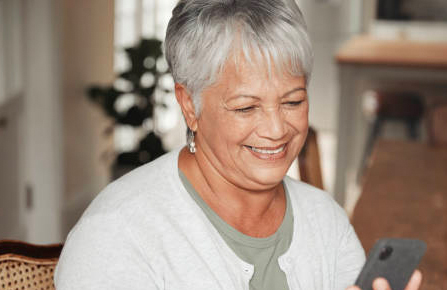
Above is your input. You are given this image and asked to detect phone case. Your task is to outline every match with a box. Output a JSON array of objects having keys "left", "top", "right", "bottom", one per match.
[{"left": 355, "top": 238, "right": 426, "bottom": 290}]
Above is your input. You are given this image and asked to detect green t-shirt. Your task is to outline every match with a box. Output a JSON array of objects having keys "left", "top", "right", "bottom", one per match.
[{"left": 179, "top": 170, "right": 293, "bottom": 290}]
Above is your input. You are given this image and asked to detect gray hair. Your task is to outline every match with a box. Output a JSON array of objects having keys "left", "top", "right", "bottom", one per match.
[{"left": 164, "top": 0, "right": 313, "bottom": 114}]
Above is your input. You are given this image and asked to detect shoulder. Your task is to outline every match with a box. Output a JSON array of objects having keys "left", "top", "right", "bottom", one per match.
[
  {"left": 64, "top": 149, "right": 191, "bottom": 256},
  {"left": 79, "top": 149, "right": 182, "bottom": 221},
  {"left": 284, "top": 176, "right": 354, "bottom": 242},
  {"left": 57, "top": 149, "right": 188, "bottom": 283}
]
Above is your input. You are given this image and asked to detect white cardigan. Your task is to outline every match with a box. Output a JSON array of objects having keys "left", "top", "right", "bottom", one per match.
[{"left": 55, "top": 149, "right": 365, "bottom": 290}]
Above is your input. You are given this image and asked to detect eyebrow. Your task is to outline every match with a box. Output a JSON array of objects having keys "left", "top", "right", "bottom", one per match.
[
  {"left": 281, "top": 87, "right": 307, "bottom": 98},
  {"left": 225, "top": 87, "right": 307, "bottom": 102}
]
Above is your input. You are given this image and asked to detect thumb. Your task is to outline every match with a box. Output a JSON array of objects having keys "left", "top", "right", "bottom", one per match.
[{"left": 373, "top": 277, "right": 391, "bottom": 290}]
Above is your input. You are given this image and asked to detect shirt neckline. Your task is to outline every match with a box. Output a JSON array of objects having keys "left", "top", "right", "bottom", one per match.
[{"left": 178, "top": 168, "right": 293, "bottom": 249}]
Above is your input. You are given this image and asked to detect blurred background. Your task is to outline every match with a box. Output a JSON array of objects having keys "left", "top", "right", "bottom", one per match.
[{"left": 0, "top": 0, "right": 446, "bottom": 260}]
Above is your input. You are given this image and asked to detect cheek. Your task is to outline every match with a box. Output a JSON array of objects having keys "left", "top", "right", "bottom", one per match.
[
  {"left": 220, "top": 116, "right": 255, "bottom": 145},
  {"left": 286, "top": 107, "right": 309, "bottom": 131},
  {"left": 200, "top": 109, "right": 253, "bottom": 147}
]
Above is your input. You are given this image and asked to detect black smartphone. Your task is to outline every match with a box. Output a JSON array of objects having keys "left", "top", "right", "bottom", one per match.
[{"left": 355, "top": 238, "right": 426, "bottom": 290}]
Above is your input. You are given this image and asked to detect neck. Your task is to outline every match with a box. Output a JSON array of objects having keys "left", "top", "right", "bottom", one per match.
[{"left": 178, "top": 146, "right": 286, "bottom": 236}]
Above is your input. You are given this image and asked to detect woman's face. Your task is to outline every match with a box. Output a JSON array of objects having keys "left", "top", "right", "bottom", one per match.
[{"left": 194, "top": 58, "right": 309, "bottom": 191}]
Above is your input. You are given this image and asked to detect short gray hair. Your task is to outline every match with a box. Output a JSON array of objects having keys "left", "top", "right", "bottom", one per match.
[{"left": 164, "top": 0, "right": 313, "bottom": 114}]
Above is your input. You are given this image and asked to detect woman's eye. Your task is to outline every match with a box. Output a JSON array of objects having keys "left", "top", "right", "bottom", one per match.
[
  {"left": 283, "top": 100, "right": 303, "bottom": 107},
  {"left": 235, "top": 106, "right": 255, "bottom": 113}
]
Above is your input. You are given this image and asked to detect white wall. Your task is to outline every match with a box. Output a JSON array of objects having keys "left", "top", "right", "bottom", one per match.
[
  {"left": 363, "top": 0, "right": 376, "bottom": 31},
  {"left": 22, "top": 0, "right": 64, "bottom": 243},
  {"left": 0, "top": 1, "right": 5, "bottom": 104},
  {"left": 0, "top": 0, "right": 24, "bottom": 105},
  {"left": 0, "top": 0, "right": 27, "bottom": 241},
  {"left": 0, "top": 96, "right": 23, "bottom": 239},
  {"left": 298, "top": 0, "right": 363, "bottom": 131},
  {"left": 60, "top": 0, "right": 115, "bottom": 237},
  {"left": 0, "top": 0, "right": 115, "bottom": 243}
]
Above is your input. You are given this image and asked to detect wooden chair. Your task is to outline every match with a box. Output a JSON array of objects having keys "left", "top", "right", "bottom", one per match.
[
  {"left": 298, "top": 127, "right": 324, "bottom": 190},
  {"left": 426, "top": 101, "right": 447, "bottom": 146},
  {"left": 0, "top": 240, "right": 63, "bottom": 290}
]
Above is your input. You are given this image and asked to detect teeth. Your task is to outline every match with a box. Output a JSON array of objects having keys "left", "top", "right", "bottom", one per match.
[{"left": 249, "top": 145, "right": 285, "bottom": 154}]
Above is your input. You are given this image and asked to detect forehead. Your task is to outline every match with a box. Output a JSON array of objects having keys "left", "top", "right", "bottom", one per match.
[{"left": 209, "top": 52, "right": 306, "bottom": 96}]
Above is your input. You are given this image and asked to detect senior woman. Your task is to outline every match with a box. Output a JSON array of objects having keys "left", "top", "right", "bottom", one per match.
[{"left": 55, "top": 0, "right": 422, "bottom": 289}]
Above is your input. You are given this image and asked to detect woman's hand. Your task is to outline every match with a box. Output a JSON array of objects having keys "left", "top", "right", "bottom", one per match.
[{"left": 346, "top": 270, "right": 422, "bottom": 290}]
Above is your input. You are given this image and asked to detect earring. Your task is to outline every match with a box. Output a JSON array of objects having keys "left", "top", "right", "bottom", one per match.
[{"left": 186, "top": 128, "right": 196, "bottom": 153}]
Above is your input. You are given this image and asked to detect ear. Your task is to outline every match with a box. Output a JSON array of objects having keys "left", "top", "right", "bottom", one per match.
[{"left": 175, "top": 83, "right": 198, "bottom": 131}]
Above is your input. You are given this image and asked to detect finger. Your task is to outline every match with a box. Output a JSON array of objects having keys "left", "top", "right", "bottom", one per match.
[
  {"left": 404, "top": 270, "right": 422, "bottom": 290},
  {"left": 372, "top": 277, "right": 391, "bottom": 290}
]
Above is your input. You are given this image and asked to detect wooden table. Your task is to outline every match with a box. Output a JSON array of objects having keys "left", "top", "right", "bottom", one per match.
[
  {"left": 334, "top": 35, "right": 447, "bottom": 205},
  {"left": 352, "top": 140, "right": 447, "bottom": 289}
]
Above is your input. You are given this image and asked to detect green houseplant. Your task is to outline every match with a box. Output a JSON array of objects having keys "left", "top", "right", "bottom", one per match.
[{"left": 88, "top": 38, "right": 173, "bottom": 179}]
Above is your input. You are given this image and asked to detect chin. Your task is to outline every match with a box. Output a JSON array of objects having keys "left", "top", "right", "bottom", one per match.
[{"left": 248, "top": 167, "right": 289, "bottom": 187}]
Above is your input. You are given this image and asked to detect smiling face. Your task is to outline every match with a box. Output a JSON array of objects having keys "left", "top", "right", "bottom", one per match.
[{"left": 182, "top": 57, "right": 309, "bottom": 191}]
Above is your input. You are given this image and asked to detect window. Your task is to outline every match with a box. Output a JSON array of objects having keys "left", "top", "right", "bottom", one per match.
[{"left": 114, "top": 0, "right": 182, "bottom": 153}]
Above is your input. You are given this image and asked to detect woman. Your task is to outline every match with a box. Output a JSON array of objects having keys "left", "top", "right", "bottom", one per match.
[{"left": 55, "top": 0, "right": 422, "bottom": 289}]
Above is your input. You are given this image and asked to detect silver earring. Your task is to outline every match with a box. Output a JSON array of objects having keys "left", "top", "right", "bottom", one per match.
[{"left": 187, "top": 128, "right": 196, "bottom": 153}]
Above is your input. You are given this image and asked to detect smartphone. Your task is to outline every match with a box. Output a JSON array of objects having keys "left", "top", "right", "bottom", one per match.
[{"left": 355, "top": 238, "right": 426, "bottom": 290}]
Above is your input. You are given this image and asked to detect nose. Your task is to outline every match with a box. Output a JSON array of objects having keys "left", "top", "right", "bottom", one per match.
[{"left": 257, "top": 107, "right": 287, "bottom": 140}]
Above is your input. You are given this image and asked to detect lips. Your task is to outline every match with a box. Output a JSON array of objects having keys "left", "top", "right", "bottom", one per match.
[
  {"left": 244, "top": 143, "right": 288, "bottom": 160},
  {"left": 247, "top": 145, "right": 285, "bottom": 154}
]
